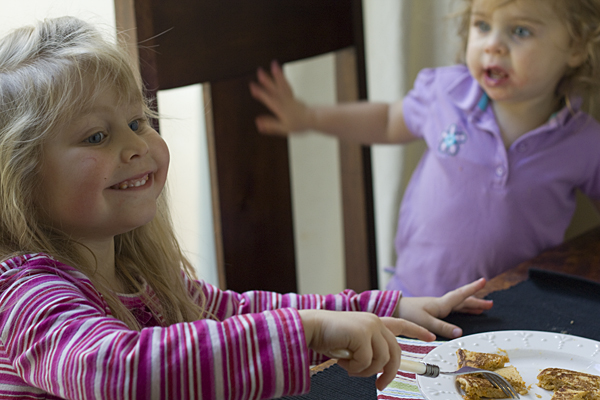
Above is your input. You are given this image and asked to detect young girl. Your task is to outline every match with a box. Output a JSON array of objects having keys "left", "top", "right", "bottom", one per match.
[
  {"left": 250, "top": 0, "right": 600, "bottom": 297},
  {"left": 0, "top": 16, "right": 493, "bottom": 400}
]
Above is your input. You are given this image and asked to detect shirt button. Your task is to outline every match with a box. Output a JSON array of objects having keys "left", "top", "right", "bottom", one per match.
[
  {"left": 517, "top": 143, "right": 528, "bottom": 153},
  {"left": 495, "top": 166, "right": 506, "bottom": 176}
]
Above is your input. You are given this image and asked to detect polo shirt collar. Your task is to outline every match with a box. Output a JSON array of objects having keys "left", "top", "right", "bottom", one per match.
[{"left": 445, "top": 67, "right": 583, "bottom": 129}]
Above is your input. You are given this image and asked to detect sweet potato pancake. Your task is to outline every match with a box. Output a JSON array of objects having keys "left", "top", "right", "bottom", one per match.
[
  {"left": 457, "top": 348, "right": 510, "bottom": 370},
  {"left": 550, "top": 387, "right": 597, "bottom": 400},
  {"left": 538, "top": 368, "right": 600, "bottom": 400},
  {"left": 538, "top": 368, "right": 600, "bottom": 392},
  {"left": 455, "top": 349, "right": 527, "bottom": 400}
]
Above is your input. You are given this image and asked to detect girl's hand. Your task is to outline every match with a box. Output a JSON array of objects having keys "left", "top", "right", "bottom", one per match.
[
  {"left": 298, "top": 309, "right": 434, "bottom": 390},
  {"left": 249, "top": 61, "right": 313, "bottom": 135},
  {"left": 398, "top": 278, "right": 493, "bottom": 339}
]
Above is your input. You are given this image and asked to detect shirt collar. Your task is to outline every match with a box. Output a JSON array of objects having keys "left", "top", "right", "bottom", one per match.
[{"left": 445, "top": 65, "right": 583, "bottom": 128}]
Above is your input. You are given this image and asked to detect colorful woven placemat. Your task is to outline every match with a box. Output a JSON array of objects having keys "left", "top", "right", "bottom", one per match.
[{"left": 377, "top": 337, "right": 444, "bottom": 400}]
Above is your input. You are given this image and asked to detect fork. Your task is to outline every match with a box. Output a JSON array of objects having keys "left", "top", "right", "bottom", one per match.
[
  {"left": 329, "top": 350, "right": 519, "bottom": 399},
  {"left": 399, "top": 359, "right": 520, "bottom": 399}
]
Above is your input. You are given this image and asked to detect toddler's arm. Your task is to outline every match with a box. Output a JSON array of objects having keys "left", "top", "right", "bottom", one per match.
[{"left": 249, "top": 61, "right": 417, "bottom": 144}]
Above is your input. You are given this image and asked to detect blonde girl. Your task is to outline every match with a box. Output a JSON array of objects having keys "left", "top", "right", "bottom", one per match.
[{"left": 0, "top": 16, "right": 491, "bottom": 400}]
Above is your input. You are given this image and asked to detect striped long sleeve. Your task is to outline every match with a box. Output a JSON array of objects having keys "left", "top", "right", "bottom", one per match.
[{"left": 0, "top": 254, "right": 400, "bottom": 400}]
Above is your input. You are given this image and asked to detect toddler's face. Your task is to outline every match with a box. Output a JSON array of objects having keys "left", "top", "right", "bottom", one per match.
[
  {"left": 36, "top": 84, "right": 169, "bottom": 243},
  {"left": 465, "top": 0, "right": 585, "bottom": 105}
]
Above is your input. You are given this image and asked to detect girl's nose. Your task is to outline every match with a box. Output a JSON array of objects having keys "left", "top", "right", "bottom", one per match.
[
  {"left": 121, "top": 129, "right": 149, "bottom": 162},
  {"left": 484, "top": 31, "right": 508, "bottom": 55}
]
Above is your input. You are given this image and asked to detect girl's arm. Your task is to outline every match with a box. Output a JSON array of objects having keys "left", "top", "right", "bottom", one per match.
[
  {"left": 0, "top": 258, "right": 426, "bottom": 399},
  {"left": 0, "top": 258, "right": 313, "bottom": 400},
  {"left": 249, "top": 61, "right": 417, "bottom": 145}
]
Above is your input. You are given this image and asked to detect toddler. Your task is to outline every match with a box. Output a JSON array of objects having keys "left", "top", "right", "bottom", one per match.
[{"left": 250, "top": 0, "right": 600, "bottom": 297}]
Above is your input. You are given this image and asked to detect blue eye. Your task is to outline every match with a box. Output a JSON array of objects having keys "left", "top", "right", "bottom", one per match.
[
  {"left": 475, "top": 20, "right": 491, "bottom": 33},
  {"left": 85, "top": 132, "right": 105, "bottom": 144},
  {"left": 129, "top": 120, "right": 140, "bottom": 131},
  {"left": 513, "top": 26, "right": 531, "bottom": 38}
]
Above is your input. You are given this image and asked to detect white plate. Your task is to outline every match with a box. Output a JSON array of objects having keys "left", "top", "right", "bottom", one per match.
[{"left": 416, "top": 330, "right": 600, "bottom": 400}]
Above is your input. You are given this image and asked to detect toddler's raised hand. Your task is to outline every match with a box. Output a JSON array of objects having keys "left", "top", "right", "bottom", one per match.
[
  {"left": 298, "top": 309, "right": 434, "bottom": 390},
  {"left": 249, "top": 61, "right": 313, "bottom": 135}
]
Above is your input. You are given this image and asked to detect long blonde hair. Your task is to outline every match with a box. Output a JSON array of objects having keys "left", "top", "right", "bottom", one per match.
[
  {"left": 0, "top": 16, "right": 205, "bottom": 329},
  {"left": 456, "top": 0, "right": 600, "bottom": 113}
]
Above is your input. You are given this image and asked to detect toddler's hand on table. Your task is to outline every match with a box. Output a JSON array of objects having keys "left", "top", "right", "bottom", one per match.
[
  {"left": 299, "top": 309, "right": 433, "bottom": 390},
  {"left": 249, "top": 60, "right": 313, "bottom": 135},
  {"left": 398, "top": 278, "right": 493, "bottom": 339}
]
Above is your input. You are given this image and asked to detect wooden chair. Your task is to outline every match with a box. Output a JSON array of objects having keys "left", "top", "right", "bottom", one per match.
[{"left": 113, "top": 0, "right": 378, "bottom": 294}]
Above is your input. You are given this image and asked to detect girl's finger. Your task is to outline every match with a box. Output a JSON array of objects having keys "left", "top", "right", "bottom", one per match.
[
  {"left": 355, "top": 334, "right": 390, "bottom": 378},
  {"left": 382, "top": 317, "right": 435, "bottom": 342},
  {"left": 376, "top": 330, "right": 401, "bottom": 390}
]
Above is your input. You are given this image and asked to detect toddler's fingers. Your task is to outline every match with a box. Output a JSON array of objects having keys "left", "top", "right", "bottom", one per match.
[
  {"left": 256, "top": 67, "right": 278, "bottom": 93},
  {"left": 255, "top": 116, "right": 288, "bottom": 135},
  {"left": 249, "top": 82, "right": 284, "bottom": 117},
  {"left": 270, "top": 61, "right": 294, "bottom": 97}
]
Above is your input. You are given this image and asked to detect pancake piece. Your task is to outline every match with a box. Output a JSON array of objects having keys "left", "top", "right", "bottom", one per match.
[
  {"left": 457, "top": 374, "right": 508, "bottom": 400},
  {"left": 455, "top": 349, "right": 528, "bottom": 400},
  {"left": 538, "top": 368, "right": 600, "bottom": 392},
  {"left": 550, "top": 387, "right": 595, "bottom": 400},
  {"left": 457, "top": 348, "right": 509, "bottom": 370},
  {"left": 538, "top": 368, "right": 600, "bottom": 400},
  {"left": 496, "top": 366, "right": 528, "bottom": 395}
]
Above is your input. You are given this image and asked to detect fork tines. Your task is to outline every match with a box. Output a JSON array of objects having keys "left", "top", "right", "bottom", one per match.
[{"left": 483, "top": 372, "right": 520, "bottom": 399}]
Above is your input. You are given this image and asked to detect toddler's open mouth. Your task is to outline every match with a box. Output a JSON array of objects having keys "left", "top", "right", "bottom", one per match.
[{"left": 486, "top": 67, "right": 508, "bottom": 81}]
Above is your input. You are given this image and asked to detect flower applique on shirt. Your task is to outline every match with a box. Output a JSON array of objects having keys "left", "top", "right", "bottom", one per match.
[{"left": 438, "top": 123, "right": 467, "bottom": 156}]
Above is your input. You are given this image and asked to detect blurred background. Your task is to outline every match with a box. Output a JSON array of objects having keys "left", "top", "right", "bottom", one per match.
[{"left": 3, "top": 0, "right": 597, "bottom": 294}]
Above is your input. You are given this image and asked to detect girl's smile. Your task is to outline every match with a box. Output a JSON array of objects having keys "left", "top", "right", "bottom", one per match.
[
  {"left": 110, "top": 172, "right": 151, "bottom": 190},
  {"left": 37, "top": 85, "right": 169, "bottom": 243}
]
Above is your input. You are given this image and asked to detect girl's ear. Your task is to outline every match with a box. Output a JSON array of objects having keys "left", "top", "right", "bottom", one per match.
[{"left": 567, "top": 44, "right": 588, "bottom": 68}]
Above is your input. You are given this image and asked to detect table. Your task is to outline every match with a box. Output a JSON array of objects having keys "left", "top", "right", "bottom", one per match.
[
  {"left": 281, "top": 225, "right": 600, "bottom": 400},
  {"left": 478, "top": 225, "right": 600, "bottom": 297}
]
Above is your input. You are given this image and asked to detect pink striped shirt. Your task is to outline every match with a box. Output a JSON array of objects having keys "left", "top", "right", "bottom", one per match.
[{"left": 0, "top": 253, "right": 400, "bottom": 399}]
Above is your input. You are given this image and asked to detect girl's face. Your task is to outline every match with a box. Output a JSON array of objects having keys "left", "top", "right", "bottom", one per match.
[
  {"left": 466, "top": 0, "right": 585, "bottom": 105},
  {"left": 37, "top": 85, "right": 169, "bottom": 243}
]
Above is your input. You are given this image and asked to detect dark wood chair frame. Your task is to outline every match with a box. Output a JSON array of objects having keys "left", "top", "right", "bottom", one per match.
[{"left": 114, "top": 0, "right": 378, "bottom": 294}]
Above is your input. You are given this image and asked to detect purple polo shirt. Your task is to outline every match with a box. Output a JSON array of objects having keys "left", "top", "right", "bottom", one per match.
[{"left": 387, "top": 65, "right": 600, "bottom": 297}]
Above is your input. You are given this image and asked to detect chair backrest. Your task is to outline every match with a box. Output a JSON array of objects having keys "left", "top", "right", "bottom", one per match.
[{"left": 114, "top": 0, "right": 378, "bottom": 293}]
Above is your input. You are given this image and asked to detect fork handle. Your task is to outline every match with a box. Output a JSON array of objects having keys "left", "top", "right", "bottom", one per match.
[{"left": 399, "top": 359, "right": 440, "bottom": 378}]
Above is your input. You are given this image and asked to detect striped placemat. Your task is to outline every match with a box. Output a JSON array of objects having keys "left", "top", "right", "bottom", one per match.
[{"left": 377, "top": 337, "right": 445, "bottom": 400}]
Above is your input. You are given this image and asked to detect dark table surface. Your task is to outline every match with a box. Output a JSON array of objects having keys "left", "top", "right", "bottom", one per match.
[{"left": 279, "top": 225, "right": 600, "bottom": 399}]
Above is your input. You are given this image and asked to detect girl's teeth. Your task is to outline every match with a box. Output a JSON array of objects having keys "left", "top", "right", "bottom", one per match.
[{"left": 115, "top": 176, "right": 148, "bottom": 190}]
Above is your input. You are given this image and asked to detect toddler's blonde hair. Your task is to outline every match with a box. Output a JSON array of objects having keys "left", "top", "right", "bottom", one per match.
[
  {"left": 456, "top": 0, "right": 600, "bottom": 112},
  {"left": 0, "top": 16, "right": 205, "bottom": 329}
]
